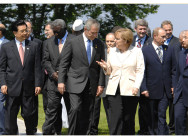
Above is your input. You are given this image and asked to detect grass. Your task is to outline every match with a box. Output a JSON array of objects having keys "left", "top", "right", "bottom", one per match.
[{"left": 18, "top": 94, "right": 170, "bottom": 135}]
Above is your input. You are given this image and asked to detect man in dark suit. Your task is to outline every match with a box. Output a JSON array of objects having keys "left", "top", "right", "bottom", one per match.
[
  {"left": 0, "top": 23, "right": 9, "bottom": 135},
  {"left": 58, "top": 18, "right": 105, "bottom": 135},
  {"left": 42, "top": 21, "right": 54, "bottom": 114},
  {"left": 173, "top": 30, "right": 188, "bottom": 135},
  {"left": 0, "top": 20, "right": 42, "bottom": 135},
  {"left": 132, "top": 19, "right": 151, "bottom": 135},
  {"left": 42, "top": 19, "right": 74, "bottom": 135},
  {"left": 25, "top": 20, "right": 43, "bottom": 134},
  {"left": 141, "top": 27, "right": 176, "bottom": 135},
  {"left": 161, "top": 20, "right": 180, "bottom": 134}
]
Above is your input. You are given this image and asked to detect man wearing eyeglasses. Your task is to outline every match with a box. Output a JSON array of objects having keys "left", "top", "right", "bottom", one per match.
[
  {"left": 42, "top": 19, "right": 74, "bottom": 135},
  {"left": 0, "top": 20, "right": 42, "bottom": 135}
]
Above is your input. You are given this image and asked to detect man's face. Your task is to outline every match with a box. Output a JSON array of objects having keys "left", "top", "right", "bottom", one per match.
[
  {"left": 13, "top": 25, "right": 27, "bottom": 42},
  {"left": 182, "top": 32, "right": 188, "bottom": 49},
  {"left": 154, "top": 29, "right": 166, "bottom": 46},
  {"left": 26, "top": 22, "right": 32, "bottom": 39},
  {"left": 162, "top": 24, "right": 173, "bottom": 39},
  {"left": 105, "top": 34, "right": 115, "bottom": 48},
  {"left": 135, "top": 25, "right": 147, "bottom": 39},
  {"left": 53, "top": 26, "right": 66, "bottom": 39},
  {"left": 84, "top": 25, "right": 99, "bottom": 40},
  {"left": 45, "top": 24, "right": 54, "bottom": 39}
]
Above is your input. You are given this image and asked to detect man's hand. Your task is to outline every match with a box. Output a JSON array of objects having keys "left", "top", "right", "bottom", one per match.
[
  {"left": 171, "top": 88, "right": 174, "bottom": 94},
  {"left": 58, "top": 83, "right": 66, "bottom": 95},
  {"left": 35, "top": 87, "right": 41, "bottom": 96},
  {"left": 1, "top": 85, "right": 7, "bottom": 95},
  {"left": 141, "top": 91, "right": 149, "bottom": 97},
  {"left": 52, "top": 72, "right": 58, "bottom": 81},
  {"left": 132, "top": 88, "right": 139, "bottom": 96},
  {"left": 96, "top": 86, "right": 104, "bottom": 97}
]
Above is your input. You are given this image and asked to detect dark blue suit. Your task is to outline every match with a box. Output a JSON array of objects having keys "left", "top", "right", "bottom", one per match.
[
  {"left": 173, "top": 49, "right": 188, "bottom": 135},
  {"left": 141, "top": 44, "right": 176, "bottom": 135}
]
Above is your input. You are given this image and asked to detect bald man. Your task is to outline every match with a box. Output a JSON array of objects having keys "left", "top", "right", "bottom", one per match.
[
  {"left": 90, "top": 33, "right": 115, "bottom": 135},
  {"left": 0, "top": 23, "right": 9, "bottom": 135}
]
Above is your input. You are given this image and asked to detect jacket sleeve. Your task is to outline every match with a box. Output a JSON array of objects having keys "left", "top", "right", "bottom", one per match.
[{"left": 0, "top": 44, "right": 7, "bottom": 87}]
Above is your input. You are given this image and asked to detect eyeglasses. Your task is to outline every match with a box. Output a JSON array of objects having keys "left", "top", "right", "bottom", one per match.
[{"left": 18, "top": 29, "right": 28, "bottom": 33}]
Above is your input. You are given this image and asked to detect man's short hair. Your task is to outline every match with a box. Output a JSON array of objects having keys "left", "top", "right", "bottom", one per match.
[
  {"left": 134, "top": 19, "right": 148, "bottom": 29},
  {"left": 161, "top": 20, "right": 173, "bottom": 30},
  {"left": 51, "top": 19, "right": 66, "bottom": 30},
  {"left": 84, "top": 18, "right": 100, "bottom": 30},
  {"left": 11, "top": 20, "right": 27, "bottom": 32}
]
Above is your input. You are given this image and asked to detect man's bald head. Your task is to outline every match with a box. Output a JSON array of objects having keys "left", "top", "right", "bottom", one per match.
[{"left": 0, "top": 23, "right": 6, "bottom": 37}]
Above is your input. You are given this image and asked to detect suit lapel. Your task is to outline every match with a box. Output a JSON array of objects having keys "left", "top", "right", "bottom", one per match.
[
  {"left": 11, "top": 40, "right": 22, "bottom": 66},
  {"left": 149, "top": 45, "right": 161, "bottom": 63},
  {"left": 90, "top": 39, "right": 97, "bottom": 65},
  {"left": 78, "top": 35, "right": 88, "bottom": 64},
  {"left": 23, "top": 40, "right": 30, "bottom": 67}
]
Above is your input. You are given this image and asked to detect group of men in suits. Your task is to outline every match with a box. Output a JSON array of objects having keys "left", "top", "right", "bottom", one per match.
[{"left": 0, "top": 17, "right": 188, "bottom": 135}]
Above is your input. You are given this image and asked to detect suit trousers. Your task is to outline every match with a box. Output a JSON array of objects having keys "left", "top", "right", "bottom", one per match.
[
  {"left": 42, "top": 90, "right": 62, "bottom": 135},
  {"left": 42, "top": 74, "right": 48, "bottom": 114},
  {"left": 89, "top": 96, "right": 101, "bottom": 135},
  {"left": 4, "top": 90, "right": 36, "bottom": 135},
  {"left": 89, "top": 96, "right": 110, "bottom": 135},
  {"left": 0, "top": 92, "right": 5, "bottom": 135},
  {"left": 168, "top": 97, "right": 175, "bottom": 132},
  {"left": 107, "top": 88, "right": 139, "bottom": 135},
  {"left": 148, "top": 93, "right": 169, "bottom": 135},
  {"left": 68, "top": 80, "right": 95, "bottom": 135},
  {"left": 174, "top": 93, "right": 187, "bottom": 135},
  {"left": 138, "top": 95, "right": 149, "bottom": 135}
]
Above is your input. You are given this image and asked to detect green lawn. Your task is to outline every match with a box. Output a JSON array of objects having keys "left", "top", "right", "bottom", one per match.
[{"left": 19, "top": 94, "right": 170, "bottom": 135}]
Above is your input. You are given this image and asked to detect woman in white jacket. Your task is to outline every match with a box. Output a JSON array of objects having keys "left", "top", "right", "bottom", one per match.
[{"left": 97, "top": 28, "right": 145, "bottom": 135}]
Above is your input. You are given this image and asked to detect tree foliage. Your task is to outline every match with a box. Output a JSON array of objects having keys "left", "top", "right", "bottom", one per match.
[{"left": 0, "top": 4, "right": 159, "bottom": 40}]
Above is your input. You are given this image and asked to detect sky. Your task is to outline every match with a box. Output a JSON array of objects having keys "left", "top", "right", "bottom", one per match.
[{"left": 144, "top": 4, "right": 188, "bottom": 38}]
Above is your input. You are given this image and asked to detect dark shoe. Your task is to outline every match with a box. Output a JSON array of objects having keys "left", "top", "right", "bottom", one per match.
[
  {"left": 33, "top": 128, "right": 37, "bottom": 134},
  {"left": 55, "top": 132, "right": 62, "bottom": 135},
  {"left": 169, "top": 130, "right": 175, "bottom": 135}
]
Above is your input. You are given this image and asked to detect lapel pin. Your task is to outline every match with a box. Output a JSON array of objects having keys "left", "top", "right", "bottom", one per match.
[
  {"left": 27, "top": 48, "right": 29, "bottom": 50},
  {"left": 95, "top": 45, "right": 98, "bottom": 49}
]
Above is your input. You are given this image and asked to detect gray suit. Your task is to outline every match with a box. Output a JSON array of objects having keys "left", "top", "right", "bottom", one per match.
[{"left": 58, "top": 34, "right": 105, "bottom": 135}]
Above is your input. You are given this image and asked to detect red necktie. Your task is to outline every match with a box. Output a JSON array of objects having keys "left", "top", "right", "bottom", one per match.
[
  {"left": 186, "top": 54, "right": 188, "bottom": 65},
  {"left": 19, "top": 42, "right": 24, "bottom": 65},
  {"left": 137, "top": 39, "right": 141, "bottom": 48}
]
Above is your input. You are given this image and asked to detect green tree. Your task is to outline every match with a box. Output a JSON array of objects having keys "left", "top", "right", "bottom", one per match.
[{"left": 0, "top": 4, "right": 159, "bottom": 40}]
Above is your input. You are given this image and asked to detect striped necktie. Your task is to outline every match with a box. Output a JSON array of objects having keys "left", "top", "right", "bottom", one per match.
[{"left": 157, "top": 47, "right": 163, "bottom": 63}]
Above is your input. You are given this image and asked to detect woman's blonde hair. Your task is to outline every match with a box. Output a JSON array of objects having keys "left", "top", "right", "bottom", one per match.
[{"left": 115, "top": 28, "right": 133, "bottom": 46}]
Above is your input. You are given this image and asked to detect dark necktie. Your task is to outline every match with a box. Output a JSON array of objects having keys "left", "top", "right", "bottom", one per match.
[
  {"left": 19, "top": 42, "right": 24, "bottom": 65},
  {"left": 87, "top": 39, "right": 91, "bottom": 64},
  {"left": 186, "top": 54, "right": 188, "bottom": 65},
  {"left": 157, "top": 47, "right": 163, "bottom": 63},
  {"left": 137, "top": 39, "right": 142, "bottom": 48}
]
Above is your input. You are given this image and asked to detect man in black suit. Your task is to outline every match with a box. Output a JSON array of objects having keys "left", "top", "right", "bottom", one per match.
[
  {"left": 42, "top": 19, "right": 74, "bottom": 135},
  {"left": 161, "top": 20, "right": 180, "bottom": 134},
  {"left": 173, "top": 30, "right": 188, "bottom": 135},
  {"left": 141, "top": 27, "right": 176, "bottom": 135},
  {"left": 132, "top": 19, "right": 151, "bottom": 135},
  {"left": 25, "top": 20, "right": 43, "bottom": 134},
  {"left": 58, "top": 18, "right": 105, "bottom": 135},
  {"left": 0, "top": 23, "right": 9, "bottom": 135},
  {"left": 0, "top": 20, "right": 42, "bottom": 135}
]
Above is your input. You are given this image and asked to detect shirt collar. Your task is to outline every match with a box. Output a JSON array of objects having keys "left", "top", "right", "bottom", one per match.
[
  {"left": 58, "top": 31, "right": 68, "bottom": 44},
  {"left": 0, "top": 36, "right": 5, "bottom": 41},
  {"left": 15, "top": 38, "right": 25, "bottom": 46},
  {"left": 152, "top": 41, "right": 162, "bottom": 51},
  {"left": 136, "top": 35, "right": 146, "bottom": 42},
  {"left": 164, "top": 35, "right": 173, "bottom": 45}
]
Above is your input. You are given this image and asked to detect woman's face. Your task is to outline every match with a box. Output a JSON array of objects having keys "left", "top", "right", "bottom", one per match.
[{"left": 115, "top": 33, "right": 127, "bottom": 50}]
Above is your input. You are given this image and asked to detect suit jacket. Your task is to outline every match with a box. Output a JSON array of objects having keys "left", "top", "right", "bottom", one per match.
[
  {"left": 42, "top": 34, "right": 74, "bottom": 92},
  {"left": 105, "top": 46, "right": 145, "bottom": 96},
  {"left": 141, "top": 44, "right": 176, "bottom": 99},
  {"left": 132, "top": 35, "right": 151, "bottom": 48},
  {"left": 173, "top": 50, "right": 188, "bottom": 107},
  {"left": 167, "top": 35, "right": 181, "bottom": 64},
  {"left": 58, "top": 34, "right": 105, "bottom": 95},
  {"left": 0, "top": 38, "right": 9, "bottom": 49},
  {"left": 0, "top": 39, "right": 42, "bottom": 96}
]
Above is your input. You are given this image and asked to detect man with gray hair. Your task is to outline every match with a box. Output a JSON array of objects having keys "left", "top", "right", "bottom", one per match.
[
  {"left": 161, "top": 20, "right": 180, "bottom": 134},
  {"left": 42, "top": 19, "right": 74, "bottom": 135},
  {"left": 58, "top": 18, "right": 105, "bottom": 135},
  {"left": 132, "top": 19, "right": 151, "bottom": 135}
]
